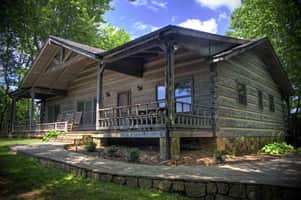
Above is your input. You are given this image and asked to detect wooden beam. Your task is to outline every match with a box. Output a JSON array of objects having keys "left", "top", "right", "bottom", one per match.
[
  {"left": 163, "top": 40, "right": 176, "bottom": 160},
  {"left": 96, "top": 62, "right": 105, "bottom": 130},
  {"left": 9, "top": 97, "right": 16, "bottom": 136},
  {"left": 209, "top": 62, "right": 217, "bottom": 136},
  {"left": 29, "top": 89, "right": 35, "bottom": 128},
  {"left": 173, "top": 35, "right": 234, "bottom": 56},
  {"left": 33, "top": 87, "right": 66, "bottom": 96},
  {"left": 104, "top": 41, "right": 160, "bottom": 63},
  {"left": 105, "top": 58, "right": 144, "bottom": 77},
  {"left": 46, "top": 55, "right": 85, "bottom": 73}
]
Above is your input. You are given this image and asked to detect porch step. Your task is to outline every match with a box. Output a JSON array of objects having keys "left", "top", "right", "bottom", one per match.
[{"left": 50, "top": 132, "right": 95, "bottom": 144}]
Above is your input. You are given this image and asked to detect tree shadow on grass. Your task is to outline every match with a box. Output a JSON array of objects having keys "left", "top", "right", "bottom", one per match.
[{"left": 0, "top": 145, "right": 189, "bottom": 200}]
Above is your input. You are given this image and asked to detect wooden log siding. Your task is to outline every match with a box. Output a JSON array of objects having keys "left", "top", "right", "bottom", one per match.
[
  {"left": 216, "top": 52, "right": 287, "bottom": 137},
  {"left": 44, "top": 51, "right": 213, "bottom": 133}
]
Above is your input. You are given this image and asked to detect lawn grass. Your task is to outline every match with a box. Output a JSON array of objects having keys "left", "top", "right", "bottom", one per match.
[{"left": 0, "top": 138, "right": 189, "bottom": 200}]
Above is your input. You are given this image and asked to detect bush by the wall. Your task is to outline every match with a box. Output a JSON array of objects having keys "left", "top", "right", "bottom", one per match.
[
  {"left": 127, "top": 148, "right": 140, "bottom": 162},
  {"left": 259, "top": 142, "right": 294, "bottom": 155},
  {"left": 296, "top": 146, "right": 301, "bottom": 154},
  {"left": 85, "top": 141, "right": 97, "bottom": 152},
  {"left": 105, "top": 145, "right": 118, "bottom": 157},
  {"left": 213, "top": 150, "right": 226, "bottom": 163},
  {"left": 42, "top": 130, "right": 64, "bottom": 142}
]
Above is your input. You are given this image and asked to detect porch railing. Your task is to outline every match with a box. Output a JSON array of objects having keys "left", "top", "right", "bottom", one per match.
[
  {"left": 13, "top": 121, "right": 68, "bottom": 133},
  {"left": 98, "top": 101, "right": 212, "bottom": 130}
]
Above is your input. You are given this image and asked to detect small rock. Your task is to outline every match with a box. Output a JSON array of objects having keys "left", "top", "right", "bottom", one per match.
[
  {"left": 172, "top": 181, "right": 185, "bottom": 193},
  {"left": 215, "top": 194, "right": 235, "bottom": 200},
  {"left": 185, "top": 182, "right": 206, "bottom": 198},
  {"left": 158, "top": 180, "right": 172, "bottom": 192},
  {"left": 205, "top": 194, "right": 215, "bottom": 200},
  {"left": 112, "top": 176, "right": 126, "bottom": 185},
  {"left": 207, "top": 182, "right": 217, "bottom": 194},
  {"left": 229, "top": 184, "right": 246, "bottom": 198},
  {"left": 126, "top": 177, "right": 138, "bottom": 188},
  {"left": 139, "top": 178, "right": 152, "bottom": 189},
  {"left": 246, "top": 185, "right": 260, "bottom": 200},
  {"left": 91, "top": 172, "right": 99, "bottom": 180},
  {"left": 100, "top": 174, "right": 112, "bottom": 182},
  {"left": 217, "top": 183, "right": 229, "bottom": 194}
]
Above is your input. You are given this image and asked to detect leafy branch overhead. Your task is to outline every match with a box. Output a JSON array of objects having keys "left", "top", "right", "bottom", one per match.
[{"left": 0, "top": 0, "right": 131, "bottom": 130}]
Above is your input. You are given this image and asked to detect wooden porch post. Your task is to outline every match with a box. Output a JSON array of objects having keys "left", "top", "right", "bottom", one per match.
[
  {"left": 162, "top": 41, "right": 176, "bottom": 160},
  {"left": 29, "top": 89, "right": 35, "bottom": 129},
  {"left": 209, "top": 62, "right": 217, "bottom": 136},
  {"left": 96, "top": 62, "right": 105, "bottom": 130},
  {"left": 40, "top": 99, "right": 46, "bottom": 123},
  {"left": 9, "top": 97, "right": 17, "bottom": 137}
]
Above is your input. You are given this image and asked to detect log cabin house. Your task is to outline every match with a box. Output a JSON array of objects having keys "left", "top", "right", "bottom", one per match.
[{"left": 10, "top": 25, "right": 293, "bottom": 159}]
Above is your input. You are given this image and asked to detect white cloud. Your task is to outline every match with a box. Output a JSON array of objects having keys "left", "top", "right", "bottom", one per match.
[
  {"left": 130, "top": 0, "right": 148, "bottom": 6},
  {"left": 130, "top": 0, "right": 167, "bottom": 11},
  {"left": 171, "top": 16, "right": 177, "bottom": 23},
  {"left": 151, "top": 0, "right": 167, "bottom": 8},
  {"left": 178, "top": 18, "right": 218, "bottom": 34},
  {"left": 218, "top": 12, "right": 228, "bottom": 21},
  {"left": 131, "top": 21, "right": 160, "bottom": 38},
  {"left": 134, "top": 21, "right": 159, "bottom": 31},
  {"left": 195, "top": 0, "right": 241, "bottom": 11}
]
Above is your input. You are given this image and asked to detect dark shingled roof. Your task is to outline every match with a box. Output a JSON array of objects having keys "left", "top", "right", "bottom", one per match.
[{"left": 49, "top": 35, "right": 104, "bottom": 59}]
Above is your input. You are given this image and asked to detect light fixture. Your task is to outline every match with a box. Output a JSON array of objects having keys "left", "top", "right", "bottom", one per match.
[
  {"left": 173, "top": 43, "right": 179, "bottom": 51},
  {"left": 137, "top": 85, "right": 143, "bottom": 91}
]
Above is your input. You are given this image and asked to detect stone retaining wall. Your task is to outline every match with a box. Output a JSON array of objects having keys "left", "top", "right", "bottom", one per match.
[{"left": 25, "top": 154, "right": 299, "bottom": 200}]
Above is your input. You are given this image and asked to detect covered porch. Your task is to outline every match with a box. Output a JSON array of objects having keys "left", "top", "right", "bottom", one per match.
[{"left": 10, "top": 35, "right": 103, "bottom": 134}]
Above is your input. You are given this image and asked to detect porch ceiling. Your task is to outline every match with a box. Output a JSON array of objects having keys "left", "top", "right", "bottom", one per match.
[{"left": 20, "top": 38, "right": 100, "bottom": 94}]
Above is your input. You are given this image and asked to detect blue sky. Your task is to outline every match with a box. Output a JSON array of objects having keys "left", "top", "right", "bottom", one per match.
[{"left": 104, "top": 0, "right": 242, "bottom": 38}]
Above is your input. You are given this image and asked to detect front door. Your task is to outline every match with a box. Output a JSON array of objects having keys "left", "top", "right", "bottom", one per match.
[{"left": 117, "top": 91, "right": 130, "bottom": 117}]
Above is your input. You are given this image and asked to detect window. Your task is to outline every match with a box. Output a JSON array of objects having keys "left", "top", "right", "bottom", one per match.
[
  {"left": 47, "top": 105, "right": 60, "bottom": 122},
  {"left": 237, "top": 82, "right": 247, "bottom": 105},
  {"left": 156, "top": 79, "right": 193, "bottom": 113},
  {"left": 269, "top": 95, "right": 275, "bottom": 112},
  {"left": 77, "top": 99, "right": 96, "bottom": 125},
  {"left": 175, "top": 79, "right": 192, "bottom": 112},
  {"left": 156, "top": 85, "right": 166, "bottom": 108},
  {"left": 258, "top": 90, "right": 263, "bottom": 110}
]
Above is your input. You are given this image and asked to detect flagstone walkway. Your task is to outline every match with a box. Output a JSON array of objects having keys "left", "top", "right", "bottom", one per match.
[{"left": 11, "top": 143, "right": 301, "bottom": 199}]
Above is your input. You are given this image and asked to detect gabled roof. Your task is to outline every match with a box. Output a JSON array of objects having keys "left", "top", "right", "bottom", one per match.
[
  {"left": 15, "top": 25, "right": 292, "bottom": 98},
  {"left": 49, "top": 36, "right": 104, "bottom": 59},
  {"left": 98, "top": 25, "right": 248, "bottom": 61},
  {"left": 213, "top": 37, "right": 293, "bottom": 97}
]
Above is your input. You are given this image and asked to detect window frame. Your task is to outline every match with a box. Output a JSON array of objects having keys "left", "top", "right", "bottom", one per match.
[
  {"left": 269, "top": 94, "right": 275, "bottom": 112},
  {"left": 258, "top": 90, "right": 263, "bottom": 110},
  {"left": 237, "top": 82, "right": 247, "bottom": 106},
  {"left": 155, "top": 77, "right": 193, "bottom": 113}
]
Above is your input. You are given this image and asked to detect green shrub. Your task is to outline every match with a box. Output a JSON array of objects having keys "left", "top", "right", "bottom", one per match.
[
  {"left": 296, "top": 146, "right": 301, "bottom": 154},
  {"left": 105, "top": 145, "right": 118, "bottom": 157},
  {"left": 85, "top": 141, "right": 97, "bottom": 152},
  {"left": 213, "top": 150, "right": 226, "bottom": 163},
  {"left": 259, "top": 142, "right": 294, "bottom": 155},
  {"left": 127, "top": 148, "right": 140, "bottom": 162},
  {"left": 42, "top": 130, "right": 64, "bottom": 142}
]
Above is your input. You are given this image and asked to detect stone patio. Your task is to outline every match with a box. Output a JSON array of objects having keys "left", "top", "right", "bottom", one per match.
[{"left": 11, "top": 143, "right": 301, "bottom": 199}]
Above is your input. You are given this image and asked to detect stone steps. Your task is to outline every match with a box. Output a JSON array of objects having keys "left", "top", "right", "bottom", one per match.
[{"left": 50, "top": 131, "right": 95, "bottom": 144}]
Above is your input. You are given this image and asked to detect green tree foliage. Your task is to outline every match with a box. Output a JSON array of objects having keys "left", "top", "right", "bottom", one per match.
[
  {"left": 0, "top": 0, "right": 131, "bottom": 131},
  {"left": 228, "top": 0, "right": 301, "bottom": 112}
]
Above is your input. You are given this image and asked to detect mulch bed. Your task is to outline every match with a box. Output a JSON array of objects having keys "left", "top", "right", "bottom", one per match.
[{"left": 65, "top": 144, "right": 280, "bottom": 166}]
